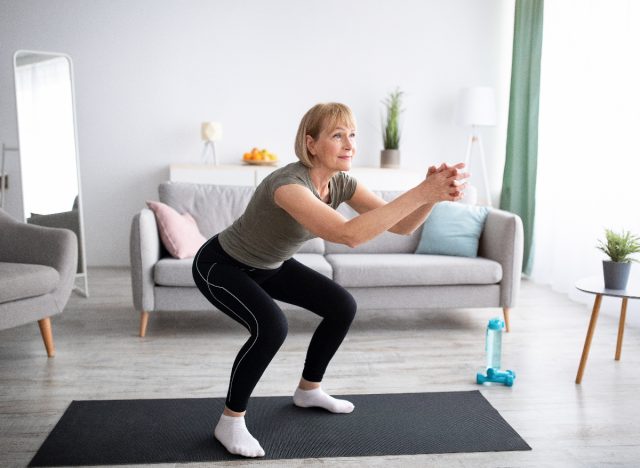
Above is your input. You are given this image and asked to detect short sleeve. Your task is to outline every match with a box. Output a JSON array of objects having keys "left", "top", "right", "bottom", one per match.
[{"left": 270, "top": 173, "right": 307, "bottom": 193}]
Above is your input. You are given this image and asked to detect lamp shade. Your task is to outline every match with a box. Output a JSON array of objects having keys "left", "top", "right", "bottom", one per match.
[
  {"left": 455, "top": 87, "right": 497, "bottom": 127},
  {"left": 201, "top": 122, "right": 223, "bottom": 141}
]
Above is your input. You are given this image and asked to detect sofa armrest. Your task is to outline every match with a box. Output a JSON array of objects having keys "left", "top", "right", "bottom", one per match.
[
  {"left": 478, "top": 209, "right": 524, "bottom": 308},
  {"left": 130, "top": 209, "right": 160, "bottom": 312},
  {"left": 27, "top": 210, "right": 82, "bottom": 271},
  {"left": 0, "top": 209, "right": 78, "bottom": 311},
  {"left": 0, "top": 210, "right": 77, "bottom": 275}
]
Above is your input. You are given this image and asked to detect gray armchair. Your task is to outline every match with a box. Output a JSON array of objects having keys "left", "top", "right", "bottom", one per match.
[
  {"left": 27, "top": 195, "right": 84, "bottom": 272},
  {"left": 0, "top": 208, "right": 77, "bottom": 357}
]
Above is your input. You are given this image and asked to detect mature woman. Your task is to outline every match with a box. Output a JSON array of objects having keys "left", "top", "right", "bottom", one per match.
[{"left": 192, "top": 102, "right": 467, "bottom": 458}]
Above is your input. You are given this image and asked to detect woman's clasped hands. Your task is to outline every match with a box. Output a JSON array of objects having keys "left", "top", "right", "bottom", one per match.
[{"left": 421, "top": 162, "right": 469, "bottom": 203}]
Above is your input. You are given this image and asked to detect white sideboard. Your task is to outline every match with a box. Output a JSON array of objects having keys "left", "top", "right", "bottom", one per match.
[{"left": 169, "top": 163, "right": 426, "bottom": 191}]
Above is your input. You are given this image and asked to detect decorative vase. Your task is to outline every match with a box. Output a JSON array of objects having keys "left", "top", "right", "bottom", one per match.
[
  {"left": 602, "top": 260, "right": 631, "bottom": 290},
  {"left": 381, "top": 149, "right": 400, "bottom": 168}
]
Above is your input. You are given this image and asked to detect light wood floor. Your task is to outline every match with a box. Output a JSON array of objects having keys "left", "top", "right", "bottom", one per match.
[{"left": 1, "top": 267, "right": 639, "bottom": 468}]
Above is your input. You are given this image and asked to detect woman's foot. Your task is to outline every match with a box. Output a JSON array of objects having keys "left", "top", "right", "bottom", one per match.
[
  {"left": 214, "top": 413, "right": 265, "bottom": 458},
  {"left": 293, "top": 386, "right": 354, "bottom": 413}
]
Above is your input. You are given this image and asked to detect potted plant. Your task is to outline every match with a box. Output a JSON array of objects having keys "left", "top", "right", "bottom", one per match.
[
  {"left": 596, "top": 228, "right": 640, "bottom": 290},
  {"left": 381, "top": 88, "right": 403, "bottom": 168}
]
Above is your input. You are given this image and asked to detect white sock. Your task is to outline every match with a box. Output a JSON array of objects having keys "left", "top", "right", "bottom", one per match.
[
  {"left": 293, "top": 387, "right": 355, "bottom": 413},
  {"left": 213, "top": 413, "right": 265, "bottom": 458}
]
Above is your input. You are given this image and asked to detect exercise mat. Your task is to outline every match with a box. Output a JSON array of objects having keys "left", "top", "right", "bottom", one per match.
[{"left": 30, "top": 390, "right": 530, "bottom": 466}]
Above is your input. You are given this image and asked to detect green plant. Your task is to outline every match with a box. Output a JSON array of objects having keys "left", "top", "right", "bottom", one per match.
[
  {"left": 381, "top": 88, "right": 404, "bottom": 150},
  {"left": 596, "top": 228, "right": 640, "bottom": 263}
]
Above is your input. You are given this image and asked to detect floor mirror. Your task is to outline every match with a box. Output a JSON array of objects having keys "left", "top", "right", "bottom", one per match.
[{"left": 13, "top": 50, "right": 89, "bottom": 297}]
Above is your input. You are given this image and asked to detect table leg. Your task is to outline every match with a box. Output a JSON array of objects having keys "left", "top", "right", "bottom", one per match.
[
  {"left": 615, "top": 297, "right": 628, "bottom": 361},
  {"left": 576, "top": 294, "right": 602, "bottom": 384}
]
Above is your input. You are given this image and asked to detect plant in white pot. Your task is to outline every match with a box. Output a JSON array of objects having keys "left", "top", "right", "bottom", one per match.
[
  {"left": 596, "top": 228, "right": 640, "bottom": 290},
  {"left": 381, "top": 88, "right": 403, "bottom": 168}
]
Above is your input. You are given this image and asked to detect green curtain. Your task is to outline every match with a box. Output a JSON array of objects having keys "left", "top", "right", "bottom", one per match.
[{"left": 500, "top": 0, "right": 544, "bottom": 275}]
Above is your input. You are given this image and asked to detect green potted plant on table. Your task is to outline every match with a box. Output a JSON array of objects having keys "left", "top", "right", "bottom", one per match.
[
  {"left": 596, "top": 228, "right": 640, "bottom": 290},
  {"left": 381, "top": 88, "right": 403, "bottom": 168}
]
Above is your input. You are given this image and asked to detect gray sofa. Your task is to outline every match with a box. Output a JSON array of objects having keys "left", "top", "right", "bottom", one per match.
[
  {"left": 130, "top": 182, "right": 523, "bottom": 337},
  {"left": 0, "top": 208, "right": 78, "bottom": 357}
]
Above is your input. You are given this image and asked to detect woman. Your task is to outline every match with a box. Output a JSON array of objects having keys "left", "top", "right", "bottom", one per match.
[{"left": 192, "top": 102, "right": 467, "bottom": 458}]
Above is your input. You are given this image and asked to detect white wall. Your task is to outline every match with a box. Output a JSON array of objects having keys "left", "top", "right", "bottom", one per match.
[{"left": 0, "top": 0, "right": 514, "bottom": 266}]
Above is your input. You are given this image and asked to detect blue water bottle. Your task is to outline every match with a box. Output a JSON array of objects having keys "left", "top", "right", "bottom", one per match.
[
  {"left": 476, "top": 318, "right": 516, "bottom": 386},
  {"left": 485, "top": 318, "right": 503, "bottom": 369}
]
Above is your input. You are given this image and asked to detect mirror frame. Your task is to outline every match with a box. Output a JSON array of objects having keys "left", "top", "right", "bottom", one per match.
[{"left": 13, "top": 50, "right": 89, "bottom": 297}]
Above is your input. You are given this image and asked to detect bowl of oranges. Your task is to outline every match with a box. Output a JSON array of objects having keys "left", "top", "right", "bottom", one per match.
[{"left": 242, "top": 147, "right": 278, "bottom": 166}]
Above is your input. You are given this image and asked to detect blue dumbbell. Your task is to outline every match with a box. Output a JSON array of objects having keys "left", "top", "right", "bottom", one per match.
[{"left": 476, "top": 367, "right": 516, "bottom": 386}]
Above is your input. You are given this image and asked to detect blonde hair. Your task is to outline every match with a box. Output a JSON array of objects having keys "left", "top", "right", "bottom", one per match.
[{"left": 294, "top": 103, "right": 356, "bottom": 168}]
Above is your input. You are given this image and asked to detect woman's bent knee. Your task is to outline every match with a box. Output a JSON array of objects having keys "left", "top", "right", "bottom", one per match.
[
  {"left": 260, "top": 315, "right": 288, "bottom": 350},
  {"left": 338, "top": 291, "right": 358, "bottom": 324}
]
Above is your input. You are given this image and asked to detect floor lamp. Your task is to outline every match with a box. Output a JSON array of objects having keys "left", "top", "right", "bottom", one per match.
[
  {"left": 456, "top": 87, "right": 497, "bottom": 206},
  {"left": 201, "top": 121, "right": 222, "bottom": 165}
]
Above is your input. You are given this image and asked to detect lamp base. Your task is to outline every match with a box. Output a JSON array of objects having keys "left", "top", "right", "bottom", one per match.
[
  {"left": 460, "top": 183, "right": 478, "bottom": 205},
  {"left": 463, "top": 130, "right": 492, "bottom": 207},
  {"left": 201, "top": 141, "right": 218, "bottom": 165}
]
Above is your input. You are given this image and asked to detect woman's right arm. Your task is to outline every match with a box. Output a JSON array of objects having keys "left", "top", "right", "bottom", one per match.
[
  {"left": 274, "top": 167, "right": 463, "bottom": 248},
  {"left": 347, "top": 163, "right": 467, "bottom": 235}
]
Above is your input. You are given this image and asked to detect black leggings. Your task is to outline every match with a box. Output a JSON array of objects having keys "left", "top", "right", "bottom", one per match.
[{"left": 192, "top": 235, "right": 357, "bottom": 413}]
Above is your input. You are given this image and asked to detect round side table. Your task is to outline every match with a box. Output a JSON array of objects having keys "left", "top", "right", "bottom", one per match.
[{"left": 574, "top": 275, "right": 640, "bottom": 384}]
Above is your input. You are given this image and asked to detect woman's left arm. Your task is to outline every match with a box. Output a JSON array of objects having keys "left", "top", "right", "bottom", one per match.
[
  {"left": 347, "top": 163, "right": 466, "bottom": 235},
  {"left": 347, "top": 184, "right": 434, "bottom": 235}
]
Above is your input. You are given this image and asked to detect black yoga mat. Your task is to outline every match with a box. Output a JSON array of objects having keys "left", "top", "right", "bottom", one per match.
[{"left": 30, "top": 391, "right": 530, "bottom": 466}]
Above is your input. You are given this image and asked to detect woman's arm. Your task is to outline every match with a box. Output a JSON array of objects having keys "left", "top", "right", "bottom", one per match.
[
  {"left": 274, "top": 166, "right": 464, "bottom": 247},
  {"left": 347, "top": 163, "right": 467, "bottom": 235},
  {"left": 346, "top": 184, "right": 435, "bottom": 235}
]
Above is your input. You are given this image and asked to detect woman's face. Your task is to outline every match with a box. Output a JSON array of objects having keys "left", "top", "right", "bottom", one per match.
[{"left": 307, "top": 122, "right": 356, "bottom": 172}]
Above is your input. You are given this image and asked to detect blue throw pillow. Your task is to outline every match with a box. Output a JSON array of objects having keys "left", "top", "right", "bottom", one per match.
[{"left": 415, "top": 201, "right": 490, "bottom": 257}]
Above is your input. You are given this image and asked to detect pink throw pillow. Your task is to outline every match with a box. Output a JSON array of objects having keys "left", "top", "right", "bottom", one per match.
[{"left": 146, "top": 201, "right": 207, "bottom": 259}]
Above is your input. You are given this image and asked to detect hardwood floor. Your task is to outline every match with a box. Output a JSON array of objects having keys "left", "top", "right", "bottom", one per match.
[{"left": 1, "top": 267, "right": 639, "bottom": 467}]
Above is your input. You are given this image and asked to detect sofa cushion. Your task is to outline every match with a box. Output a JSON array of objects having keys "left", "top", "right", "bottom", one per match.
[
  {"left": 297, "top": 238, "right": 325, "bottom": 254},
  {"left": 325, "top": 254, "right": 502, "bottom": 287},
  {"left": 159, "top": 182, "right": 255, "bottom": 239},
  {"left": 154, "top": 258, "right": 197, "bottom": 287},
  {"left": 146, "top": 201, "right": 206, "bottom": 259},
  {"left": 292, "top": 253, "right": 332, "bottom": 278},
  {"left": 154, "top": 254, "right": 332, "bottom": 287},
  {"left": 159, "top": 182, "right": 326, "bottom": 255},
  {"left": 0, "top": 262, "right": 59, "bottom": 304},
  {"left": 325, "top": 191, "right": 421, "bottom": 254},
  {"left": 415, "top": 201, "right": 490, "bottom": 257}
]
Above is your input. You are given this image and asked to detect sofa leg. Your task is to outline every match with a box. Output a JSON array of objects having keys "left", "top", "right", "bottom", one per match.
[
  {"left": 139, "top": 311, "right": 149, "bottom": 337},
  {"left": 37, "top": 317, "right": 55, "bottom": 357},
  {"left": 503, "top": 307, "right": 511, "bottom": 333}
]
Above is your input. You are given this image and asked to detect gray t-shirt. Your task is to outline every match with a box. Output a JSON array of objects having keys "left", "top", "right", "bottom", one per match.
[{"left": 218, "top": 161, "right": 358, "bottom": 269}]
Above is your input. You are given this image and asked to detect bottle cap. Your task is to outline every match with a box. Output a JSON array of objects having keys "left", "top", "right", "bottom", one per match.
[{"left": 488, "top": 318, "right": 505, "bottom": 330}]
